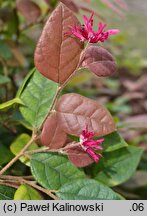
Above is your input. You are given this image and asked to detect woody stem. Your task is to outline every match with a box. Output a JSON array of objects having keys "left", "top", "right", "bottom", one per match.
[
  {"left": 41, "top": 42, "right": 90, "bottom": 128},
  {"left": 0, "top": 132, "right": 37, "bottom": 175},
  {"left": 0, "top": 175, "right": 59, "bottom": 200},
  {"left": 24, "top": 142, "right": 81, "bottom": 156}
]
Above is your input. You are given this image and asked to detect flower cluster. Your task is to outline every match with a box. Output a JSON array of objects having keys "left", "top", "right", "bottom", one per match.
[
  {"left": 69, "top": 13, "right": 119, "bottom": 43},
  {"left": 80, "top": 125, "right": 104, "bottom": 162}
]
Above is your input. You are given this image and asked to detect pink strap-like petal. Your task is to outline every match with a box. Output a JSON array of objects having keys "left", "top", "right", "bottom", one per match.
[
  {"left": 83, "top": 140, "right": 103, "bottom": 149},
  {"left": 107, "top": 29, "right": 120, "bottom": 35},
  {"left": 97, "top": 22, "right": 107, "bottom": 34},
  {"left": 72, "top": 31, "right": 85, "bottom": 41},
  {"left": 83, "top": 14, "right": 94, "bottom": 32},
  {"left": 86, "top": 148, "right": 100, "bottom": 162}
]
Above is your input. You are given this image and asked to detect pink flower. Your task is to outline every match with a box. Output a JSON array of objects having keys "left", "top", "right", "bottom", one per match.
[
  {"left": 68, "top": 13, "right": 119, "bottom": 43},
  {"left": 80, "top": 125, "right": 104, "bottom": 162}
]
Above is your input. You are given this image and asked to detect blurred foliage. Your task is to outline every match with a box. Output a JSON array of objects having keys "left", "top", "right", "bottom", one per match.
[{"left": 110, "top": 34, "right": 147, "bottom": 76}]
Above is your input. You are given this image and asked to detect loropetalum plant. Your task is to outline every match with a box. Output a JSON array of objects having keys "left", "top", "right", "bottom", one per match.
[{"left": 0, "top": 3, "right": 143, "bottom": 200}]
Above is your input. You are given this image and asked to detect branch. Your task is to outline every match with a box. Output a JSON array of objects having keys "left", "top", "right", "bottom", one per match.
[
  {"left": 21, "top": 179, "right": 59, "bottom": 200},
  {"left": 24, "top": 141, "right": 81, "bottom": 156},
  {"left": 0, "top": 175, "right": 34, "bottom": 181},
  {"left": 41, "top": 43, "right": 90, "bottom": 129},
  {"left": 20, "top": 9, "right": 50, "bottom": 32},
  {"left": 0, "top": 133, "right": 37, "bottom": 175},
  {"left": 0, "top": 180, "right": 19, "bottom": 189},
  {"left": 0, "top": 175, "right": 59, "bottom": 200}
]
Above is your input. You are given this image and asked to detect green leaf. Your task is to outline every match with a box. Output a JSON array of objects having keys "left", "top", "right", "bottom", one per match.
[
  {"left": 0, "top": 98, "right": 23, "bottom": 111},
  {"left": 0, "top": 185, "right": 16, "bottom": 200},
  {"left": 18, "top": 119, "right": 32, "bottom": 130},
  {"left": 31, "top": 153, "right": 85, "bottom": 190},
  {"left": 0, "top": 41, "right": 12, "bottom": 59},
  {"left": 56, "top": 179, "right": 123, "bottom": 200},
  {"left": 92, "top": 146, "right": 143, "bottom": 187},
  {"left": 10, "top": 134, "right": 38, "bottom": 166},
  {"left": 0, "top": 75, "right": 11, "bottom": 85},
  {"left": 19, "top": 69, "right": 58, "bottom": 129},
  {"left": 14, "top": 184, "right": 42, "bottom": 200},
  {"left": 16, "top": 68, "right": 35, "bottom": 97},
  {"left": 11, "top": 111, "right": 32, "bottom": 130},
  {"left": 102, "top": 132, "right": 128, "bottom": 152},
  {"left": 0, "top": 143, "right": 13, "bottom": 166}
]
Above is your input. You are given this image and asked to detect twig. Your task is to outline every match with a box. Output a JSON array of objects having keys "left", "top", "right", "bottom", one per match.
[
  {"left": 63, "top": 141, "right": 81, "bottom": 150},
  {"left": 0, "top": 180, "right": 19, "bottom": 189},
  {"left": 41, "top": 42, "right": 90, "bottom": 129},
  {"left": 20, "top": 9, "right": 50, "bottom": 32},
  {"left": 20, "top": 18, "right": 43, "bottom": 32},
  {"left": 0, "top": 175, "right": 34, "bottom": 181},
  {"left": 24, "top": 142, "right": 81, "bottom": 156},
  {"left": 47, "top": 85, "right": 62, "bottom": 113},
  {"left": 0, "top": 133, "right": 37, "bottom": 175},
  {"left": 21, "top": 179, "right": 59, "bottom": 200},
  {"left": 0, "top": 176, "right": 59, "bottom": 200}
]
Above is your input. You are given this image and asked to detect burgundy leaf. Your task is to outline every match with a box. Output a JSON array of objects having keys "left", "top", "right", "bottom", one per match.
[
  {"left": 67, "top": 146, "right": 94, "bottom": 167},
  {"left": 34, "top": 3, "right": 83, "bottom": 84},
  {"left": 16, "top": 0, "right": 41, "bottom": 23},
  {"left": 81, "top": 45, "right": 117, "bottom": 77},
  {"left": 56, "top": 93, "right": 116, "bottom": 137},
  {"left": 41, "top": 113, "right": 67, "bottom": 149}
]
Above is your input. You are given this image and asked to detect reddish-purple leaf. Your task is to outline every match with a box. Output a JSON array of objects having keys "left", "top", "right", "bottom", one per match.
[
  {"left": 34, "top": 3, "right": 83, "bottom": 84},
  {"left": 81, "top": 45, "right": 117, "bottom": 77},
  {"left": 60, "top": 0, "right": 79, "bottom": 13},
  {"left": 16, "top": 0, "right": 41, "bottom": 23},
  {"left": 56, "top": 93, "right": 116, "bottom": 137},
  {"left": 41, "top": 113, "right": 67, "bottom": 149},
  {"left": 67, "top": 146, "right": 94, "bottom": 167}
]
